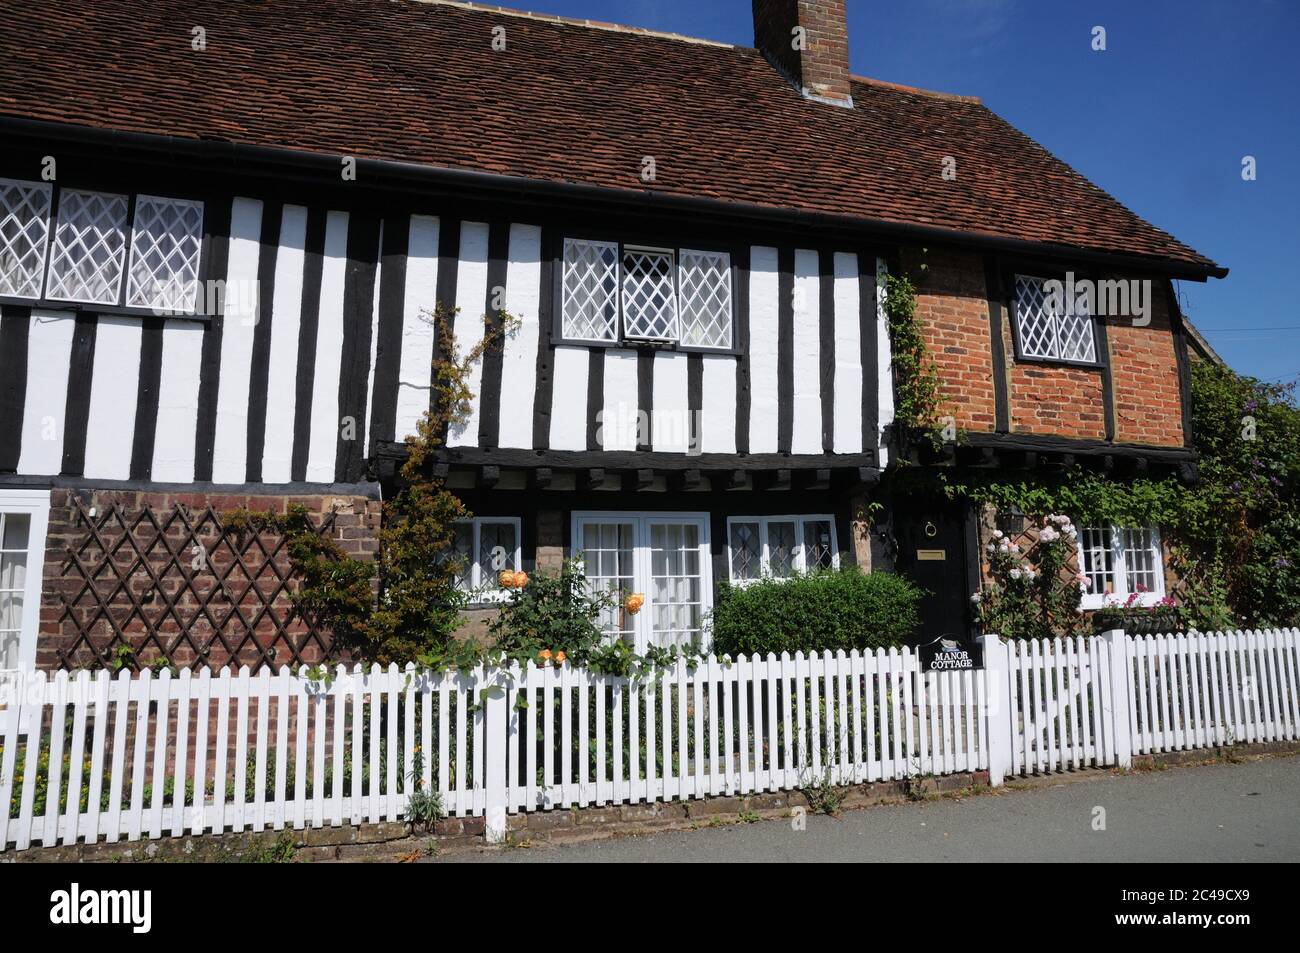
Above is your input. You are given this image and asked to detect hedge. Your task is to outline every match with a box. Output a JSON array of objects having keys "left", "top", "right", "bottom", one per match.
[{"left": 708, "top": 569, "right": 923, "bottom": 657}]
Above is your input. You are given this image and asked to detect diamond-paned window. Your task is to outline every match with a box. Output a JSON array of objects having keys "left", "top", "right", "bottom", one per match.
[
  {"left": 1014, "top": 274, "right": 1096, "bottom": 364},
  {"left": 726, "top": 515, "right": 839, "bottom": 584},
  {"left": 0, "top": 178, "right": 52, "bottom": 299},
  {"left": 622, "top": 246, "right": 677, "bottom": 340},
  {"left": 127, "top": 195, "right": 204, "bottom": 312},
  {"left": 562, "top": 238, "right": 619, "bottom": 342},
  {"left": 45, "top": 189, "right": 130, "bottom": 305},
  {"left": 678, "top": 249, "right": 732, "bottom": 348}
]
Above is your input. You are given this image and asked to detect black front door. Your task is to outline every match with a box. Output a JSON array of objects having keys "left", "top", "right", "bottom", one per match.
[{"left": 892, "top": 499, "right": 976, "bottom": 646}]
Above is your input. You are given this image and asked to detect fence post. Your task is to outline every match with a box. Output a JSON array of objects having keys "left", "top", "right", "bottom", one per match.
[
  {"left": 1102, "top": 629, "right": 1133, "bottom": 769},
  {"left": 484, "top": 669, "right": 508, "bottom": 844},
  {"left": 982, "top": 634, "right": 1013, "bottom": 787}
]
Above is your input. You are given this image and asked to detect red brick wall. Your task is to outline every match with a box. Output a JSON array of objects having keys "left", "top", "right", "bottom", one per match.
[
  {"left": 752, "top": 0, "right": 852, "bottom": 103},
  {"left": 1109, "top": 281, "right": 1185, "bottom": 446},
  {"left": 38, "top": 488, "right": 381, "bottom": 672},
  {"left": 905, "top": 247, "right": 998, "bottom": 432},
  {"left": 907, "top": 248, "right": 1185, "bottom": 447}
]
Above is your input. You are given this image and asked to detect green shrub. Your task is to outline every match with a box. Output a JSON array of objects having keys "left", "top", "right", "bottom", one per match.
[{"left": 708, "top": 569, "right": 922, "bottom": 657}]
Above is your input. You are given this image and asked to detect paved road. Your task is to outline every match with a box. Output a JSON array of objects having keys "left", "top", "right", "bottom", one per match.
[{"left": 441, "top": 755, "right": 1300, "bottom": 863}]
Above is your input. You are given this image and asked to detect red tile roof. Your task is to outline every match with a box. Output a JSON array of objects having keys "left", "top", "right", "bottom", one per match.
[{"left": 0, "top": 0, "right": 1221, "bottom": 273}]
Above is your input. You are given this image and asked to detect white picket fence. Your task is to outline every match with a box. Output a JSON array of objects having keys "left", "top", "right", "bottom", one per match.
[{"left": 1, "top": 628, "right": 1297, "bottom": 852}]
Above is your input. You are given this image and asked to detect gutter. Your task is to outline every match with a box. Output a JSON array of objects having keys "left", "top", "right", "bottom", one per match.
[{"left": 0, "top": 116, "right": 1230, "bottom": 282}]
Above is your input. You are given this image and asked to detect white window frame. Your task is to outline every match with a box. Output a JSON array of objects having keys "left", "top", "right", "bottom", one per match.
[
  {"left": 725, "top": 514, "right": 840, "bottom": 586},
  {"left": 1, "top": 183, "right": 205, "bottom": 314},
  {"left": 125, "top": 194, "right": 206, "bottom": 312},
  {"left": 0, "top": 488, "right": 51, "bottom": 672},
  {"left": 1077, "top": 524, "right": 1166, "bottom": 609},
  {"left": 559, "top": 236, "right": 734, "bottom": 351},
  {"left": 560, "top": 237, "right": 621, "bottom": 343},
  {"left": 0, "top": 177, "right": 54, "bottom": 300},
  {"left": 1013, "top": 273, "right": 1098, "bottom": 366},
  {"left": 44, "top": 188, "right": 131, "bottom": 306},
  {"left": 572, "top": 511, "right": 713, "bottom": 653},
  {"left": 452, "top": 517, "right": 522, "bottom": 605},
  {"left": 620, "top": 244, "right": 679, "bottom": 343}
]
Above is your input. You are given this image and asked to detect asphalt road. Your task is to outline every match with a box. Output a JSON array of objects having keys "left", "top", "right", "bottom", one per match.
[{"left": 440, "top": 755, "right": 1300, "bottom": 863}]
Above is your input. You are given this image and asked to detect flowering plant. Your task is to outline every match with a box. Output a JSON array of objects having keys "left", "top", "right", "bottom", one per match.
[{"left": 971, "top": 515, "right": 1089, "bottom": 640}]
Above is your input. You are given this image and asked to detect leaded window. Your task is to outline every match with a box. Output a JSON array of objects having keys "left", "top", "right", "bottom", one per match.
[
  {"left": 447, "top": 517, "right": 521, "bottom": 603},
  {"left": 561, "top": 238, "right": 619, "bottom": 342},
  {"left": 0, "top": 178, "right": 52, "bottom": 299},
  {"left": 559, "top": 237, "right": 732, "bottom": 349},
  {"left": 621, "top": 246, "right": 677, "bottom": 341},
  {"left": 1077, "top": 524, "right": 1166, "bottom": 609},
  {"left": 678, "top": 248, "right": 733, "bottom": 348},
  {"left": 45, "top": 189, "right": 130, "bottom": 304},
  {"left": 1014, "top": 274, "right": 1097, "bottom": 364},
  {"left": 725, "top": 515, "right": 839, "bottom": 584},
  {"left": 127, "top": 195, "right": 204, "bottom": 312}
]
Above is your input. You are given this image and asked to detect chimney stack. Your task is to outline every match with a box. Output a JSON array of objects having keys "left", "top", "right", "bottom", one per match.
[{"left": 753, "top": 0, "right": 853, "bottom": 107}]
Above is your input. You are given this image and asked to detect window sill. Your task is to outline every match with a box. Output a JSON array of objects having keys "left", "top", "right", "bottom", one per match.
[
  {"left": 0, "top": 296, "right": 210, "bottom": 322},
  {"left": 1082, "top": 593, "right": 1168, "bottom": 610},
  {"left": 552, "top": 336, "right": 739, "bottom": 357},
  {"left": 1012, "top": 352, "right": 1104, "bottom": 371}
]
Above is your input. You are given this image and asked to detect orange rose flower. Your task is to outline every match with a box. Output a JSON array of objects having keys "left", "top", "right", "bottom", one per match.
[
  {"left": 513, "top": 571, "right": 529, "bottom": 588},
  {"left": 624, "top": 592, "right": 645, "bottom": 615},
  {"left": 538, "top": 648, "right": 552, "bottom": 662},
  {"left": 499, "top": 570, "right": 516, "bottom": 589},
  {"left": 554, "top": 650, "right": 567, "bottom": 665}
]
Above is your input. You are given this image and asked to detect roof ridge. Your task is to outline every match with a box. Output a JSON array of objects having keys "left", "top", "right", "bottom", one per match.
[
  {"left": 409, "top": 0, "right": 738, "bottom": 49},
  {"left": 850, "top": 74, "right": 981, "bottom": 105}
]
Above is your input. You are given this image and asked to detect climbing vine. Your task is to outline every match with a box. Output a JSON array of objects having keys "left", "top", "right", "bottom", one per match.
[{"left": 883, "top": 273, "right": 944, "bottom": 440}]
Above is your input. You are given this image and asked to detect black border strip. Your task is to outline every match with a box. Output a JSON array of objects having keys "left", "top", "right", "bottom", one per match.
[
  {"left": 733, "top": 245, "right": 751, "bottom": 455},
  {"left": 585, "top": 349, "right": 604, "bottom": 451},
  {"left": 776, "top": 246, "right": 795, "bottom": 455},
  {"left": 531, "top": 227, "right": 556, "bottom": 451},
  {"left": 59, "top": 312, "right": 97, "bottom": 476},
  {"left": 336, "top": 212, "right": 382, "bottom": 482},
  {"left": 128, "top": 316, "right": 165, "bottom": 480},
  {"left": 369, "top": 212, "right": 410, "bottom": 452},
  {"left": 983, "top": 258, "right": 1011, "bottom": 434},
  {"left": 290, "top": 206, "right": 328, "bottom": 482},
  {"left": 818, "top": 249, "right": 836, "bottom": 453},
  {"left": 635, "top": 351, "right": 654, "bottom": 453},
  {"left": 479, "top": 220, "right": 510, "bottom": 449},
  {"left": 859, "top": 253, "right": 879, "bottom": 455},
  {"left": 687, "top": 352, "right": 703, "bottom": 455},
  {"left": 244, "top": 201, "right": 283, "bottom": 482},
  {"left": 192, "top": 195, "right": 232, "bottom": 482},
  {"left": 0, "top": 305, "right": 31, "bottom": 472},
  {"left": 1166, "top": 279, "right": 1194, "bottom": 448}
]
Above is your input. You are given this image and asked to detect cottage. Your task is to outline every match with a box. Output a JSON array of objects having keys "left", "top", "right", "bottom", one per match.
[{"left": 0, "top": 0, "right": 1223, "bottom": 670}]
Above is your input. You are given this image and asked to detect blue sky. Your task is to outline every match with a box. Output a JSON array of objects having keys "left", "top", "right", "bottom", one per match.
[{"left": 505, "top": 0, "right": 1299, "bottom": 383}]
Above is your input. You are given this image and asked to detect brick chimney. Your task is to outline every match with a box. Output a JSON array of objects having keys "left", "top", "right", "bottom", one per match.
[{"left": 753, "top": 0, "right": 853, "bottom": 107}]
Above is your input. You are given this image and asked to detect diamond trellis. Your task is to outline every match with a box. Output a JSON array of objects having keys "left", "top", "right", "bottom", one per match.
[
  {"left": 127, "top": 195, "right": 204, "bottom": 312},
  {"left": 1015, "top": 274, "right": 1096, "bottom": 363},
  {"left": 0, "top": 178, "right": 52, "bottom": 298},
  {"left": 622, "top": 247, "right": 677, "bottom": 340},
  {"left": 803, "top": 519, "right": 835, "bottom": 571},
  {"left": 768, "top": 521, "right": 797, "bottom": 577},
  {"left": 678, "top": 249, "right": 732, "bottom": 348},
  {"left": 562, "top": 238, "right": 619, "bottom": 341},
  {"left": 45, "top": 189, "right": 129, "bottom": 304}
]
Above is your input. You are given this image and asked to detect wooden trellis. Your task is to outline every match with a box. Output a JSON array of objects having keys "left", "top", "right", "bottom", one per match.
[{"left": 51, "top": 499, "right": 340, "bottom": 672}]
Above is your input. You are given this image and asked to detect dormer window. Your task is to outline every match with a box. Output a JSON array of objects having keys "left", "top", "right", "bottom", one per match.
[
  {"left": 1012, "top": 274, "right": 1097, "bottom": 365},
  {"left": 560, "top": 237, "right": 734, "bottom": 350},
  {"left": 0, "top": 179, "right": 204, "bottom": 315}
]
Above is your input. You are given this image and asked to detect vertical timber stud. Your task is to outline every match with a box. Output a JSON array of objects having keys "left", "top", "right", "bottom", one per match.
[
  {"left": 484, "top": 675, "right": 508, "bottom": 843},
  {"left": 981, "top": 634, "right": 1013, "bottom": 787},
  {"left": 1102, "top": 629, "right": 1133, "bottom": 769}
]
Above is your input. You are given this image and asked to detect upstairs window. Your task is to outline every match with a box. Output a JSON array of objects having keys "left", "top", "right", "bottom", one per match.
[
  {"left": 1077, "top": 525, "right": 1166, "bottom": 609},
  {"left": 0, "top": 180, "right": 204, "bottom": 314},
  {"left": 0, "top": 178, "right": 53, "bottom": 299},
  {"left": 727, "top": 515, "right": 838, "bottom": 585},
  {"left": 561, "top": 237, "right": 733, "bottom": 350},
  {"left": 1014, "top": 274, "right": 1097, "bottom": 364}
]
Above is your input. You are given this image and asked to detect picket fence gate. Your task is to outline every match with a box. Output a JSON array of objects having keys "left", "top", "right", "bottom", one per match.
[{"left": 1, "top": 628, "right": 1297, "bottom": 851}]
